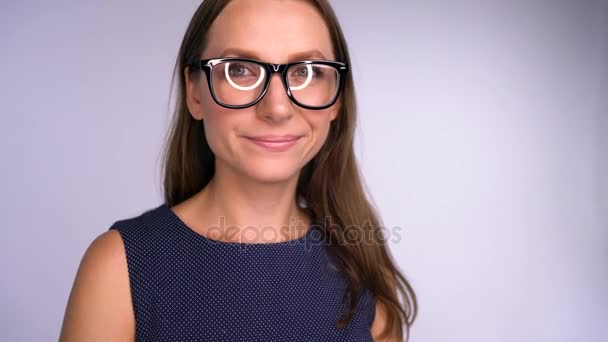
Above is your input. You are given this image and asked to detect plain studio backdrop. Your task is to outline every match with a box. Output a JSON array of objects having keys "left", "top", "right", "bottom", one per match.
[{"left": 1, "top": 0, "right": 607, "bottom": 341}]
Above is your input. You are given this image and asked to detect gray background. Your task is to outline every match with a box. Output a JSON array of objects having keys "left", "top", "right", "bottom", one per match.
[{"left": 1, "top": 0, "right": 607, "bottom": 341}]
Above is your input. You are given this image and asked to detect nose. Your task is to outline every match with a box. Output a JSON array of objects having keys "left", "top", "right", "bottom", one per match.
[{"left": 255, "top": 73, "right": 293, "bottom": 123}]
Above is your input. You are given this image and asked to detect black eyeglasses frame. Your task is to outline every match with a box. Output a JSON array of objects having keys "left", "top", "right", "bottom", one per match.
[{"left": 186, "top": 57, "right": 349, "bottom": 110}]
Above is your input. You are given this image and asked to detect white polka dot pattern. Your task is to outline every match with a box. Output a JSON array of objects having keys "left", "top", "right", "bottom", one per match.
[{"left": 108, "top": 204, "right": 376, "bottom": 341}]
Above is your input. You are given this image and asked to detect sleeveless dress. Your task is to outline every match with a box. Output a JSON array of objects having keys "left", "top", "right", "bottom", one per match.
[{"left": 108, "top": 203, "right": 376, "bottom": 341}]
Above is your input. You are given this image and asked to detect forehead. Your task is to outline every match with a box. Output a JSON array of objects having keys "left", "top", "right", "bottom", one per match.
[{"left": 203, "top": 0, "right": 335, "bottom": 63}]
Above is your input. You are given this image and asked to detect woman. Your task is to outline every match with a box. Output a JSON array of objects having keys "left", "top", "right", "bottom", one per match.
[{"left": 59, "top": 0, "right": 417, "bottom": 341}]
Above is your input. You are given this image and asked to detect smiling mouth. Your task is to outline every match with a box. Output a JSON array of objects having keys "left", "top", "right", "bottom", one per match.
[
  {"left": 244, "top": 136, "right": 302, "bottom": 152},
  {"left": 245, "top": 135, "right": 301, "bottom": 142}
]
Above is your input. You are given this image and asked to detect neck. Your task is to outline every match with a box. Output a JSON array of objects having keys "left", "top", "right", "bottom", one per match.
[{"left": 192, "top": 163, "right": 310, "bottom": 243}]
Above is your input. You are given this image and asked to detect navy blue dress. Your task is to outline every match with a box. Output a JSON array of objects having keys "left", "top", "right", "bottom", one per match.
[{"left": 108, "top": 203, "right": 376, "bottom": 341}]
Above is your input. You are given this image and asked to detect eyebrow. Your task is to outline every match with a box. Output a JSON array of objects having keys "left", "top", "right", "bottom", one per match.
[{"left": 218, "top": 48, "right": 329, "bottom": 61}]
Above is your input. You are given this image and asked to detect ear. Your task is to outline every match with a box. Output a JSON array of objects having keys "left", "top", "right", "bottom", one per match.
[{"left": 184, "top": 67, "right": 205, "bottom": 120}]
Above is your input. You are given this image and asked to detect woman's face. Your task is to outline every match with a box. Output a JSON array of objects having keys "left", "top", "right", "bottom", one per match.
[{"left": 185, "top": 0, "right": 340, "bottom": 184}]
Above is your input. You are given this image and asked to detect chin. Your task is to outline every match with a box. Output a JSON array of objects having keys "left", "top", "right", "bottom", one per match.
[{"left": 243, "top": 162, "right": 302, "bottom": 185}]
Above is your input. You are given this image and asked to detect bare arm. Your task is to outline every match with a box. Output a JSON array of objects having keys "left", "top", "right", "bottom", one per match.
[
  {"left": 371, "top": 268, "right": 403, "bottom": 342},
  {"left": 59, "top": 230, "right": 135, "bottom": 341},
  {"left": 371, "top": 300, "right": 402, "bottom": 342}
]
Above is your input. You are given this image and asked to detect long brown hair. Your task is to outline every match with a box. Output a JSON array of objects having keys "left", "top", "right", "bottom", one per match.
[{"left": 161, "top": 0, "right": 418, "bottom": 340}]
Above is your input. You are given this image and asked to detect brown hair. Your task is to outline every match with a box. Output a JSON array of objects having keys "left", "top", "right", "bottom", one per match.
[{"left": 161, "top": 0, "right": 418, "bottom": 340}]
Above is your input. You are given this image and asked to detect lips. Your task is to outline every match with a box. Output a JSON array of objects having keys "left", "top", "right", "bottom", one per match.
[
  {"left": 245, "top": 135, "right": 301, "bottom": 142},
  {"left": 244, "top": 135, "right": 302, "bottom": 152}
]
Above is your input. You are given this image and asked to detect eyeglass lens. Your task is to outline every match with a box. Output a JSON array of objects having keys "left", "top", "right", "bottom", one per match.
[{"left": 210, "top": 61, "right": 340, "bottom": 107}]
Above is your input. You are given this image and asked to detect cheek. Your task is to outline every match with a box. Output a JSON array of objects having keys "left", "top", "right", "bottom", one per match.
[
  {"left": 202, "top": 117, "right": 223, "bottom": 156},
  {"left": 200, "top": 101, "right": 236, "bottom": 157},
  {"left": 199, "top": 80, "right": 215, "bottom": 112},
  {"left": 304, "top": 111, "right": 335, "bottom": 154}
]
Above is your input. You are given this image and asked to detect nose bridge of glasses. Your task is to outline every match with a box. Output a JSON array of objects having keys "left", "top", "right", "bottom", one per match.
[
  {"left": 259, "top": 63, "right": 286, "bottom": 92},
  {"left": 269, "top": 63, "right": 281, "bottom": 73},
  {"left": 264, "top": 72, "right": 290, "bottom": 99},
  {"left": 265, "top": 63, "right": 293, "bottom": 84}
]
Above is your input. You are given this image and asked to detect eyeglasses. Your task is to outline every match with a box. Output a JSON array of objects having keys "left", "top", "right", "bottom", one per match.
[{"left": 186, "top": 57, "right": 349, "bottom": 110}]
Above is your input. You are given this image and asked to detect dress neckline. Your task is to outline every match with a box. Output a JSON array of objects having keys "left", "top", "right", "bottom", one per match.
[{"left": 161, "top": 203, "right": 318, "bottom": 247}]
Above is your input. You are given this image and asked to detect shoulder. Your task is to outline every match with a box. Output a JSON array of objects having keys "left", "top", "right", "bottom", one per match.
[
  {"left": 108, "top": 204, "right": 172, "bottom": 242},
  {"left": 77, "top": 230, "right": 129, "bottom": 282},
  {"left": 59, "top": 230, "right": 135, "bottom": 341},
  {"left": 109, "top": 204, "right": 167, "bottom": 231}
]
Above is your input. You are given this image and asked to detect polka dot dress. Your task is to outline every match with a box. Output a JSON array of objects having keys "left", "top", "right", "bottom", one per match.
[{"left": 109, "top": 204, "right": 376, "bottom": 341}]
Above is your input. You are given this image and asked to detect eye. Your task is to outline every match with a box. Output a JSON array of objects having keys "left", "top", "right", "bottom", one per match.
[
  {"left": 295, "top": 66, "right": 308, "bottom": 76},
  {"left": 228, "top": 63, "right": 252, "bottom": 77},
  {"left": 291, "top": 65, "right": 323, "bottom": 78}
]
